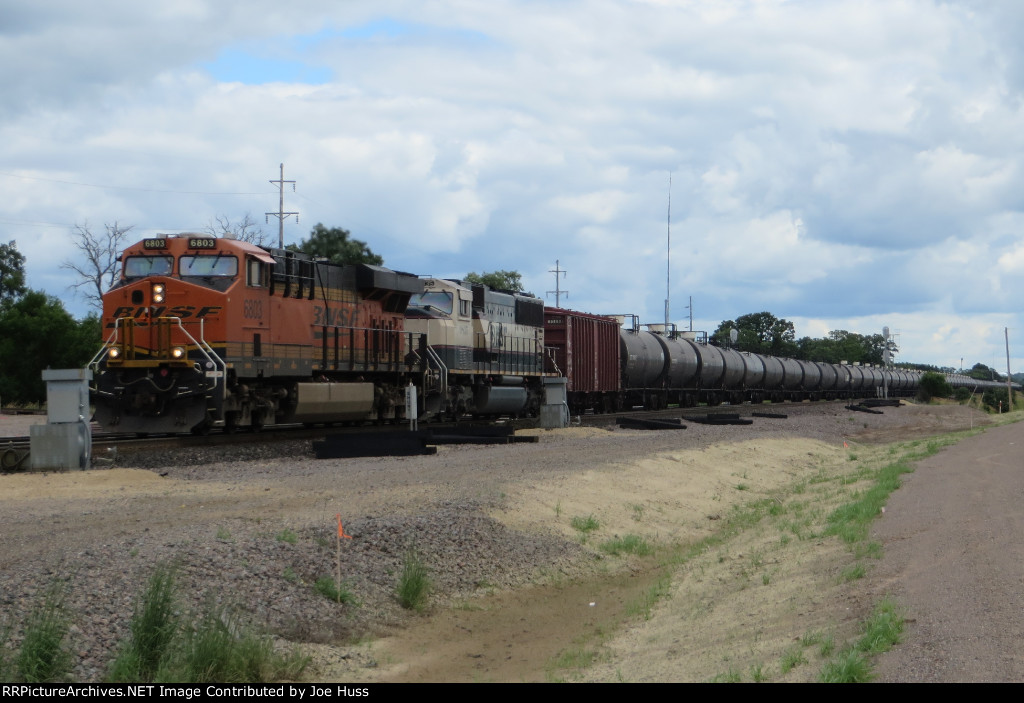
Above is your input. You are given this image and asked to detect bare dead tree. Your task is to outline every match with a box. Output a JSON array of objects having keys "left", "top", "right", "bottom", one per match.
[
  {"left": 204, "top": 213, "right": 268, "bottom": 246},
  {"left": 61, "top": 221, "right": 134, "bottom": 310}
]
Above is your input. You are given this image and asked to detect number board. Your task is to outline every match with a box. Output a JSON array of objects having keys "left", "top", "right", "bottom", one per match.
[
  {"left": 143, "top": 238, "right": 167, "bottom": 250},
  {"left": 187, "top": 237, "right": 217, "bottom": 249}
]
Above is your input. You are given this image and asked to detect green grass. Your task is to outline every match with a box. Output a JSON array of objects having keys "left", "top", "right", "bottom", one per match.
[
  {"left": 599, "top": 534, "right": 653, "bottom": 556},
  {"left": 15, "top": 582, "right": 71, "bottom": 683},
  {"left": 856, "top": 598, "right": 904, "bottom": 654},
  {"left": 779, "top": 645, "right": 807, "bottom": 674},
  {"left": 396, "top": 550, "right": 431, "bottom": 611},
  {"left": 106, "top": 563, "right": 309, "bottom": 684},
  {"left": 625, "top": 572, "right": 672, "bottom": 620},
  {"left": 275, "top": 529, "right": 298, "bottom": 545},
  {"left": 841, "top": 563, "right": 866, "bottom": 582},
  {"left": 161, "top": 603, "right": 308, "bottom": 683},
  {"left": 108, "top": 563, "right": 179, "bottom": 682},
  {"left": 819, "top": 649, "right": 873, "bottom": 683},
  {"left": 709, "top": 667, "right": 742, "bottom": 682},
  {"left": 570, "top": 514, "right": 600, "bottom": 533},
  {"left": 817, "top": 598, "right": 904, "bottom": 682},
  {"left": 314, "top": 577, "right": 356, "bottom": 605}
]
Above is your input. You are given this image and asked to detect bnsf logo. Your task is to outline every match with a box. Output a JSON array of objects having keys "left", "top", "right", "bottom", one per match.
[{"left": 106, "top": 305, "right": 222, "bottom": 328}]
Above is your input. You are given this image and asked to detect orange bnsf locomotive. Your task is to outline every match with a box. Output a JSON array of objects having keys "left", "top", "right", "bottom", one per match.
[{"left": 90, "top": 234, "right": 426, "bottom": 434}]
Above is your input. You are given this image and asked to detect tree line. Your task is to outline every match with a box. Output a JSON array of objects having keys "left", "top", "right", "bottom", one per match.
[{"left": 709, "top": 311, "right": 897, "bottom": 366}]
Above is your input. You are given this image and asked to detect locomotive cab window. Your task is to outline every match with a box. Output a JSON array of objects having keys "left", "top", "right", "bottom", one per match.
[
  {"left": 408, "top": 291, "right": 453, "bottom": 315},
  {"left": 246, "top": 258, "right": 265, "bottom": 287},
  {"left": 180, "top": 254, "right": 238, "bottom": 277},
  {"left": 123, "top": 256, "right": 174, "bottom": 279}
]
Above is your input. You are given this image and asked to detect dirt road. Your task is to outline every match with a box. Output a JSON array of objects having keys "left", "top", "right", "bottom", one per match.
[{"left": 868, "top": 420, "right": 1024, "bottom": 682}]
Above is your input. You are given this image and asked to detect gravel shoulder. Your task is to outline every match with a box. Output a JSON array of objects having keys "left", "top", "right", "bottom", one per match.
[{"left": 0, "top": 401, "right": 1014, "bottom": 682}]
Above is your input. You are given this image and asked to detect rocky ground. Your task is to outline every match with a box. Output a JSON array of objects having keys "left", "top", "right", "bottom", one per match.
[{"left": 0, "top": 401, "right": 1005, "bottom": 682}]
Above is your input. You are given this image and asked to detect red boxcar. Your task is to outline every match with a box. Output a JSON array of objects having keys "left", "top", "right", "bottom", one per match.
[{"left": 543, "top": 307, "right": 621, "bottom": 413}]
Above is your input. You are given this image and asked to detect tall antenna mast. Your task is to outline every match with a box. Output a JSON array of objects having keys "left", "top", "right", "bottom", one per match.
[
  {"left": 547, "top": 260, "right": 569, "bottom": 308},
  {"left": 665, "top": 172, "right": 672, "bottom": 328},
  {"left": 266, "top": 163, "right": 299, "bottom": 248}
]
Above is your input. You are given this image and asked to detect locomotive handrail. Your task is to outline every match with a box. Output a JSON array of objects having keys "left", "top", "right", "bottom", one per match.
[
  {"left": 193, "top": 318, "right": 228, "bottom": 411},
  {"left": 425, "top": 345, "right": 448, "bottom": 406}
]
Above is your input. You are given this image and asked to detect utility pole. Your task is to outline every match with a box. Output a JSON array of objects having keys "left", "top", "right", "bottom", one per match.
[
  {"left": 1006, "top": 327, "right": 1013, "bottom": 408},
  {"left": 547, "top": 260, "right": 568, "bottom": 308},
  {"left": 266, "top": 163, "right": 298, "bottom": 248},
  {"left": 665, "top": 172, "right": 672, "bottom": 328}
]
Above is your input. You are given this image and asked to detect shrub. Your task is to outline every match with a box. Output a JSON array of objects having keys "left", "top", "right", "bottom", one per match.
[
  {"left": 917, "top": 372, "right": 952, "bottom": 402},
  {"left": 954, "top": 387, "right": 971, "bottom": 403},
  {"left": 982, "top": 388, "right": 1014, "bottom": 412}
]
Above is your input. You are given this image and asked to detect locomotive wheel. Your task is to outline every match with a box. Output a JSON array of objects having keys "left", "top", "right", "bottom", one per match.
[{"left": 191, "top": 421, "right": 211, "bottom": 436}]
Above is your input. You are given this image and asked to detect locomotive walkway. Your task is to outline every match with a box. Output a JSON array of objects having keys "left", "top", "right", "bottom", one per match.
[{"left": 868, "top": 420, "right": 1024, "bottom": 682}]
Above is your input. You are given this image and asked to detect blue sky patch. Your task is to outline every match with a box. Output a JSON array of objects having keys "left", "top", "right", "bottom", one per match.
[{"left": 201, "top": 48, "right": 331, "bottom": 85}]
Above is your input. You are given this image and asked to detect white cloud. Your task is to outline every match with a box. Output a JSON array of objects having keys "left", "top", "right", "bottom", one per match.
[{"left": 2, "top": 0, "right": 1024, "bottom": 370}]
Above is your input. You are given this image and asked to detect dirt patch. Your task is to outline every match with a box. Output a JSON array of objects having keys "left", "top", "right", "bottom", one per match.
[{"left": 0, "top": 402, "right": 1002, "bottom": 682}]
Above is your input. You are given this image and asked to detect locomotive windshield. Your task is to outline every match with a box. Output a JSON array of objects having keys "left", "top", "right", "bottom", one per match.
[
  {"left": 123, "top": 255, "right": 174, "bottom": 278},
  {"left": 180, "top": 254, "right": 238, "bottom": 277},
  {"left": 408, "top": 291, "right": 453, "bottom": 314}
]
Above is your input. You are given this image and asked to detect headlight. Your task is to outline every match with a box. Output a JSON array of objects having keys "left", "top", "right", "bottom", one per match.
[
  {"left": 152, "top": 284, "right": 165, "bottom": 304},
  {"left": 171, "top": 347, "right": 185, "bottom": 359},
  {"left": 108, "top": 347, "right": 121, "bottom": 359}
]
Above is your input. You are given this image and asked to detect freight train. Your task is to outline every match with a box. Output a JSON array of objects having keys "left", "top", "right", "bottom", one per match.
[
  {"left": 543, "top": 307, "right": 1014, "bottom": 415},
  {"left": 89, "top": 234, "right": 549, "bottom": 433},
  {"left": 88, "top": 233, "right": 1011, "bottom": 434}
]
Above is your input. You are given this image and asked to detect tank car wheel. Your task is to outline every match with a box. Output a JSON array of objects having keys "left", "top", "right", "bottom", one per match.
[{"left": 191, "top": 421, "right": 211, "bottom": 436}]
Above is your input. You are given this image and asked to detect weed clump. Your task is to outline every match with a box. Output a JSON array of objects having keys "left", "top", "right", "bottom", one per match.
[
  {"left": 15, "top": 582, "right": 72, "bottom": 683},
  {"left": 108, "top": 563, "right": 178, "bottom": 682},
  {"left": 570, "top": 515, "right": 600, "bottom": 533},
  {"left": 107, "top": 561, "right": 308, "bottom": 683},
  {"left": 397, "top": 550, "right": 431, "bottom": 612},
  {"left": 599, "top": 534, "right": 653, "bottom": 556},
  {"left": 314, "top": 577, "right": 356, "bottom": 605}
]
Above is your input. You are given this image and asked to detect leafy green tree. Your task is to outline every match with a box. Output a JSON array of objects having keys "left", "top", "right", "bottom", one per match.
[
  {"left": 967, "top": 363, "right": 1002, "bottom": 382},
  {"left": 917, "top": 371, "right": 952, "bottom": 402},
  {"left": 288, "top": 224, "right": 383, "bottom": 266},
  {"left": 464, "top": 270, "right": 525, "bottom": 292},
  {"left": 0, "top": 240, "right": 27, "bottom": 305},
  {"left": 712, "top": 311, "right": 797, "bottom": 356},
  {"left": 0, "top": 293, "right": 99, "bottom": 404}
]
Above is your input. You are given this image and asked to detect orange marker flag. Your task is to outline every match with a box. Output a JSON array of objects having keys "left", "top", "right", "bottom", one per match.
[{"left": 337, "top": 514, "right": 352, "bottom": 539}]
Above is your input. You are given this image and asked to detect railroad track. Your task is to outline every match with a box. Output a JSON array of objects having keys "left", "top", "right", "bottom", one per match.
[
  {"left": 574, "top": 396, "right": 890, "bottom": 427},
  {"left": 1, "top": 417, "right": 527, "bottom": 472},
  {"left": 2, "top": 397, "right": 897, "bottom": 472}
]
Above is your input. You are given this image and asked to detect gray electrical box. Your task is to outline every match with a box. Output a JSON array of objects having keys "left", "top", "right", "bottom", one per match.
[
  {"left": 539, "top": 377, "right": 569, "bottom": 429},
  {"left": 30, "top": 368, "right": 93, "bottom": 471}
]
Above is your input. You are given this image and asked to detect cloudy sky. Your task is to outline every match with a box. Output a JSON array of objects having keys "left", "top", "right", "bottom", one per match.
[{"left": 3, "top": 0, "right": 1023, "bottom": 371}]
